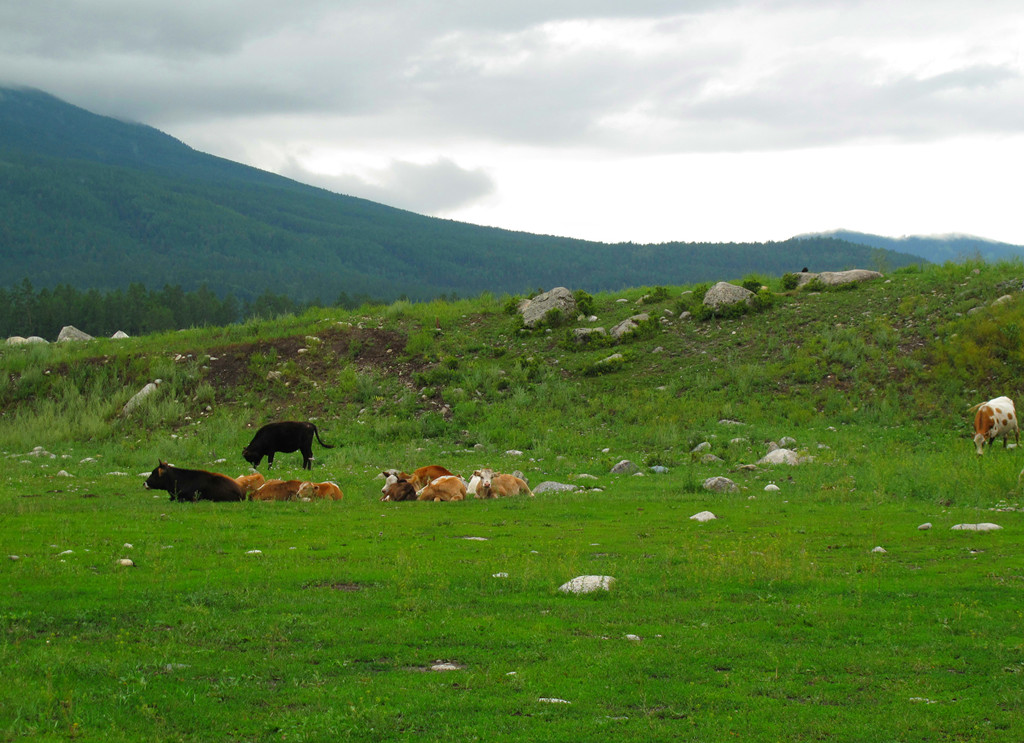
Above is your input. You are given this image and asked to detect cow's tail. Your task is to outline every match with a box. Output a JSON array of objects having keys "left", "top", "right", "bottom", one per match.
[
  {"left": 967, "top": 402, "right": 985, "bottom": 413},
  {"left": 313, "top": 425, "right": 335, "bottom": 449}
]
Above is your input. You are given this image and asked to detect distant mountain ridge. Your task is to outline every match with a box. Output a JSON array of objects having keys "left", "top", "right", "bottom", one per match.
[
  {"left": 797, "top": 229, "right": 1024, "bottom": 264},
  {"left": 0, "top": 85, "right": 927, "bottom": 303}
]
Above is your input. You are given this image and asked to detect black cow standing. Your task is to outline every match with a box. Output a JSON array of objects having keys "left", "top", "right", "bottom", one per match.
[
  {"left": 144, "top": 461, "right": 245, "bottom": 502},
  {"left": 242, "top": 421, "right": 334, "bottom": 470}
]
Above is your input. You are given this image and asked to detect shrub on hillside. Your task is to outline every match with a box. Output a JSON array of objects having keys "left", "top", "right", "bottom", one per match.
[
  {"left": 573, "top": 289, "right": 595, "bottom": 317},
  {"left": 580, "top": 352, "right": 630, "bottom": 376},
  {"left": 741, "top": 277, "right": 764, "bottom": 293},
  {"left": 675, "top": 283, "right": 711, "bottom": 316},
  {"left": 563, "top": 328, "right": 613, "bottom": 350}
]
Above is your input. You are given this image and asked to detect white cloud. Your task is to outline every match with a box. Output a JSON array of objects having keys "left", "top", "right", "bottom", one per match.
[
  {"left": 279, "top": 157, "right": 496, "bottom": 213},
  {"left": 1, "top": 0, "right": 1024, "bottom": 243}
]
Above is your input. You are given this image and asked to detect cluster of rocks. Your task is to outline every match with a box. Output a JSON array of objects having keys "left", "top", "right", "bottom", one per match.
[
  {"left": 5, "top": 325, "right": 129, "bottom": 345},
  {"left": 520, "top": 271, "right": 885, "bottom": 347},
  {"left": 689, "top": 434, "right": 816, "bottom": 493}
]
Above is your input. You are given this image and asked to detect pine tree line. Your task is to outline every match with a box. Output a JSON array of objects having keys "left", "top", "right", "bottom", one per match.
[{"left": 0, "top": 279, "right": 382, "bottom": 341}]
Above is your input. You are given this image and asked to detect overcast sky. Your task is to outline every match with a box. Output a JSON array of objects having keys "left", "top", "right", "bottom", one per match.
[{"left": 3, "top": 0, "right": 1024, "bottom": 245}]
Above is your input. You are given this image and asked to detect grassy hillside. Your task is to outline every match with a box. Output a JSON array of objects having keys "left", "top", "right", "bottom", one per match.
[
  {"left": 2, "top": 259, "right": 1020, "bottom": 458},
  {"left": 0, "top": 86, "right": 924, "bottom": 304},
  {"left": 3, "top": 262, "right": 1024, "bottom": 741}
]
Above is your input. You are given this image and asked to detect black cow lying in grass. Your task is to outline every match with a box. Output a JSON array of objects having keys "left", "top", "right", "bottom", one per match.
[
  {"left": 144, "top": 461, "right": 245, "bottom": 502},
  {"left": 242, "top": 421, "right": 334, "bottom": 470}
]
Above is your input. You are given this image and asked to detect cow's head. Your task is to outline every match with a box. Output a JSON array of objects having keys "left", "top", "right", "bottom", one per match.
[
  {"left": 381, "top": 471, "right": 400, "bottom": 495},
  {"left": 144, "top": 460, "right": 170, "bottom": 490}
]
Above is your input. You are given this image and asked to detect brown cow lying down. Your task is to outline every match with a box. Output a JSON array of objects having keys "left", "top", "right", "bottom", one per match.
[
  {"left": 380, "top": 472, "right": 417, "bottom": 502},
  {"left": 235, "top": 472, "right": 266, "bottom": 496},
  {"left": 145, "top": 461, "right": 245, "bottom": 502},
  {"left": 417, "top": 475, "right": 466, "bottom": 502},
  {"left": 250, "top": 479, "right": 308, "bottom": 501},
  {"left": 297, "top": 481, "right": 344, "bottom": 500},
  {"left": 387, "top": 465, "right": 456, "bottom": 490},
  {"left": 474, "top": 468, "right": 533, "bottom": 498}
]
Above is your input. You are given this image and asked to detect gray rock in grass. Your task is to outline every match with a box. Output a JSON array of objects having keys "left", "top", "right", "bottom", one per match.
[
  {"left": 519, "top": 287, "right": 577, "bottom": 328},
  {"left": 703, "top": 282, "right": 755, "bottom": 310},
  {"left": 533, "top": 481, "right": 578, "bottom": 494},
  {"left": 758, "top": 448, "right": 804, "bottom": 466},
  {"left": 610, "top": 460, "right": 639, "bottom": 474},
  {"left": 702, "top": 476, "right": 738, "bottom": 493},
  {"left": 559, "top": 575, "right": 616, "bottom": 594}
]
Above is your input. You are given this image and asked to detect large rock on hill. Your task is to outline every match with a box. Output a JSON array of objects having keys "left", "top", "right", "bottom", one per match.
[
  {"left": 57, "top": 325, "right": 93, "bottom": 342},
  {"left": 610, "top": 314, "right": 650, "bottom": 339},
  {"left": 797, "top": 269, "right": 883, "bottom": 287},
  {"left": 519, "top": 287, "right": 577, "bottom": 328},
  {"left": 703, "top": 282, "right": 754, "bottom": 310}
]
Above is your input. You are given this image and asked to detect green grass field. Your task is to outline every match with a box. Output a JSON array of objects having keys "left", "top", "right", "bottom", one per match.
[{"left": 3, "top": 261, "right": 1024, "bottom": 741}]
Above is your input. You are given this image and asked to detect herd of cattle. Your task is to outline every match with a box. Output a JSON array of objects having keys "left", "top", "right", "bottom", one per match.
[
  {"left": 143, "top": 396, "right": 1019, "bottom": 503},
  {"left": 143, "top": 420, "right": 534, "bottom": 503}
]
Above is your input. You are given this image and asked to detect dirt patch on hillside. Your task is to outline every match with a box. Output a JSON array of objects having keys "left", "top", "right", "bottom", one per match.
[{"left": 202, "top": 326, "right": 409, "bottom": 390}]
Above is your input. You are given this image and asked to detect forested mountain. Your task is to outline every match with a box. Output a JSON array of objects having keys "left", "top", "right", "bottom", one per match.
[
  {"left": 798, "top": 229, "right": 1024, "bottom": 264},
  {"left": 0, "top": 86, "right": 925, "bottom": 304}
]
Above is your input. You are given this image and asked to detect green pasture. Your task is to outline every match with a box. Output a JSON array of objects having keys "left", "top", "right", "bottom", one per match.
[
  {"left": 3, "top": 260, "right": 1024, "bottom": 740},
  {"left": 3, "top": 432, "right": 1024, "bottom": 742}
]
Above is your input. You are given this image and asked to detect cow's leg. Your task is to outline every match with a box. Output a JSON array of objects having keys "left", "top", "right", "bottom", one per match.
[
  {"left": 302, "top": 446, "right": 313, "bottom": 470},
  {"left": 267, "top": 453, "right": 275, "bottom": 468}
]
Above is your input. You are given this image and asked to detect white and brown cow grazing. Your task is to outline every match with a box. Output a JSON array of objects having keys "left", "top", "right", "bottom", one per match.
[
  {"left": 969, "top": 396, "right": 1019, "bottom": 455},
  {"left": 473, "top": 469, "right": 533, "bottom": 499},
  {"left": 250, "top": 479, "right": 309, "bottom": 501},
  {"left": 380, "top": 472, "right": 417, "bottom": 502},
  {"left": 234, "top": 472, "right": 266, "bottom": 497},
  {"left": 416, "top": 475, "right": 466, "bottom": 502},
  {"left": 297, "top": 481, "right": 344, "bottom": 500}
]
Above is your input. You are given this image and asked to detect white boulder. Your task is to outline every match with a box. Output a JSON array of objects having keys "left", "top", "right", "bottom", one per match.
[
  {"left": 122, "top": 381, "right": 161, "bottom": 416},
  {"left": 558, "top": 575, "right": 616, "bottom": 594},
  {"left": 758, "top": 448, "right": 803, "bottom": 466},
  {"left": 57, "top": 325, "right": 93, "bottom": 342},
  {"left": 703, "top": 282, "right": 754, "bottom": 310}
]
